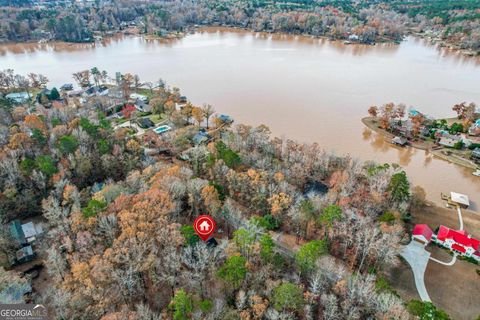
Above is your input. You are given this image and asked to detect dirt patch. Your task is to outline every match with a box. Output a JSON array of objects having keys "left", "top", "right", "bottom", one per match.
[{"left": 425, "top": 257, "right": 480, "bottom": 320}]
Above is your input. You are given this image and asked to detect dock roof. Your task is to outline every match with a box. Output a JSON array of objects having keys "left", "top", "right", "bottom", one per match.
[{"left": 450, "top": 192, "right": 470, "bottom": 207}]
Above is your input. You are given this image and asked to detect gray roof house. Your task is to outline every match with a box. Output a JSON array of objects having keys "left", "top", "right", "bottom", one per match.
[
  {"left": 192, "top": 131, "right": 212, "bottom": 146},
  {"left": 16, "top": 245, "right": 35, "bottom": 264},
  {"left": 438, "top": 134, "right": 461, "bottom": 148},
  {"left": 5, "top": 92, "right": 30, "bottom": 104},
  {"left": 472, "top": 148, "right": 480, "bottom": 160}
]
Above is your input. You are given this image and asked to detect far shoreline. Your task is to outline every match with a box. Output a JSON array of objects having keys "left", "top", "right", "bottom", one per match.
[{"left": 1, "top": 26, "right": 479, "bottom": 60}]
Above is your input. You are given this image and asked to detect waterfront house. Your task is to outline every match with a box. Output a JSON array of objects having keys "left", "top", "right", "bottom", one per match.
[
  {"left": 348, "top": 34, "right": 359, "bottom": 41},
  {"left": 60, "top": 83, "right": 74, "bottom": 91},
  {"left": 472, "top": 148, "right": 480, "bottom": 161},
  {"left": 5, "top": 92, "right": 30, "bottom": 104},
  {"left": 391, "top": 136, "right": 408, "bottom": 146},
  {"left": 134, "top": 100, "right": 152, "bottom": 113},
  {"left": 390, "top": 119, "right": 413, "bottom": 137},
  {"left": 438, "top": 134, "right": 462, "bottom": 148},
  {"left": 433, "top": 225, "right": 480, "bottom": 261},
  {"left": 192, "top": 131, "right": 212, "bottom": 146},
  {"left": 175, "top": 102, "right": 187, "bottom": 111},
  {"left": 469, "top": 119, "right": 480, "bottom": 136},
  {"left": 218, "top": 114, "right": 234, "bottom": 124},
  {"left": 130, "top": 93, "right": 148, "bottom": 103},
  {"left": 83, "top": 85, "right": 108, "bottom": 98},
  {"left": 412, "top": 224, "right": 433, "bottom": 246},
  {"left": 68, "top": 89, "right": 84, "bottom": 97}
]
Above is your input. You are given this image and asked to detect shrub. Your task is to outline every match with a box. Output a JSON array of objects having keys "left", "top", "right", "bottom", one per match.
[
  {"left": 295, "top": 240, "right": 327, "bottom": 274},
  {"left": 272, "top": 282, "right": 304, "bottom": 312},
  {"left": 82, "top": 199, "right": 107, "bottom": 218},
  {"left": 375, "top": 275, "right": 399, "bottom": 297},
  {"left": 199, "top": 299, "right": 213, "bottom": 313},
  {"left": 31, "top": 128, "right": 47, "bottom": 146},
  {"left": 215, "top": 141, "right": 241, "bottom": 169},
  {"left": 171, "top": 289, "right": 193, "bottom": 320},
  {"left": 378, "top": 211, "right": 396, "bottom": 224},
  {"left": 35, "top": 155, "right": 58, "bottom": 176},
  {"left": 58, "top": 135, "right": 79, "bottom": 154},
  {"left": 180, "top": 225, "right": 200, "bottom": 246},
  {"left": 97, "top": 139, "right": 110, "bottom": 155},
  {"left": 20, "top": 158, "right": 36, "bottom": 175},
  {"left": 250, "top": 214, "right": 280, "bottom": 230},
  {"left": 217, "top": 255, "right": 247, "bottom": 289},
  {"left": 80, "top": 117, "right": 99, "bottom": 137},
  {"left": 453, "top": 140, "right": 464, "bottom": 150},
  {"left": 406, "top": 300, "right": 451, "bottom": 319}
]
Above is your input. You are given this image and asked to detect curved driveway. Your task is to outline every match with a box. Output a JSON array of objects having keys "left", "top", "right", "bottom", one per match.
[{"left": 401, "top": 241, "right": 432, "bottom": 302}]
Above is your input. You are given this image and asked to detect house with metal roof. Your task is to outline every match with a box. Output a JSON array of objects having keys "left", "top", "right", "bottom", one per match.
[
  {"left": 433, "top": 225, "right": 480, "bottom": 261},
  {"left": 412, "top": 224, "right": 433, "bottom": 246}
]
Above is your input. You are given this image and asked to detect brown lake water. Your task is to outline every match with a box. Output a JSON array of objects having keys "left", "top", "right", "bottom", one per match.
[{"left": 1, "top": 28, "right": 480, "bottom": 209}]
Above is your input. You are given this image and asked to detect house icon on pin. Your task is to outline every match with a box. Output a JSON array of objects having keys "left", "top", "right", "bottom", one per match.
[{"left": 199, "top": 220, "right": 210, "bottom": 232}]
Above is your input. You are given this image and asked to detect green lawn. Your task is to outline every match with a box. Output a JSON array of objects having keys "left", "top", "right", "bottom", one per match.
[{"left": 148, "top": 114, "right": 164, "bottom": 124}]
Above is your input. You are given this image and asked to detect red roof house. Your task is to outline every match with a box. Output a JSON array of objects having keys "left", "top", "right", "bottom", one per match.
[
  {"left": 434, "top": 225, "right": 480, "bottom": 259},
  {"left": 412, "top": 224, "right": 433, "bottom": 244}
]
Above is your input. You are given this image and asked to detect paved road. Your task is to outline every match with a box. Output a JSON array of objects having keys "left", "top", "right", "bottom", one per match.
[{"left": 401, "top": 241, "right": 432, "bottom": 302}]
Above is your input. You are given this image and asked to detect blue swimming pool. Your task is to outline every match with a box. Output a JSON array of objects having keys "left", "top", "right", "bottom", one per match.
[{"left": 153, "top": 125, "right": 172, "bottom": 134}]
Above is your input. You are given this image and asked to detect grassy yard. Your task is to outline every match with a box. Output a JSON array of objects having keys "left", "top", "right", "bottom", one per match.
[{"left": 148, "top": 114, "right": 164, "bottom": 124}]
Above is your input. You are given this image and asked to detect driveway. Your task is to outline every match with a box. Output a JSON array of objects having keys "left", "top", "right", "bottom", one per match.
[{"left": 400, "top": 241, "right": 431, "bottom": 302}]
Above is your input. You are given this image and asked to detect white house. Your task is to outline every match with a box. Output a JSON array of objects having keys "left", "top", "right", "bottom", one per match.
[
  {"left": 433, "top": 225, "right": 480, "bottom": 261},
  {"left": 130, "top": 93, "right": 148, "bottom": 103}
]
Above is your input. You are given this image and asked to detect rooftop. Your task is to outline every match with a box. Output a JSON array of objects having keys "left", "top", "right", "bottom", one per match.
[
  {"left": 413, "top": 224, "right": 433, "bottom": 241},
  {"left": 450, "top": 192, "right": 470, "bottom": 206},
  {"left": 436, "top": 225, "right": 479, "bottom": 250}
]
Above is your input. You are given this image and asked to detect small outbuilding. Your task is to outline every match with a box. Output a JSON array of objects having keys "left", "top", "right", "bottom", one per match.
[
  {"left": 16, "top": 245, "right": 35, "bottom": 264},
  {"left": 392, "top": 136, "right": 408, "bottom": 146},
  {"left": 450, "top": 192, "right": 470, "bottom": 208},
  {"left": 412, "top": 224, "right": 433, "bottom": 245}
]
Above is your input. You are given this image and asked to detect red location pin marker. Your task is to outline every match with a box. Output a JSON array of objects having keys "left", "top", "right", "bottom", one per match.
[{"left": 193, "top": 215, "right": 216, "bottom": 241}]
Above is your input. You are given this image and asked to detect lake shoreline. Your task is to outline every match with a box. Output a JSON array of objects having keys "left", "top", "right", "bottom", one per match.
[{"left": 362, "top": 117, "right": 479, "bottom": 170}]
